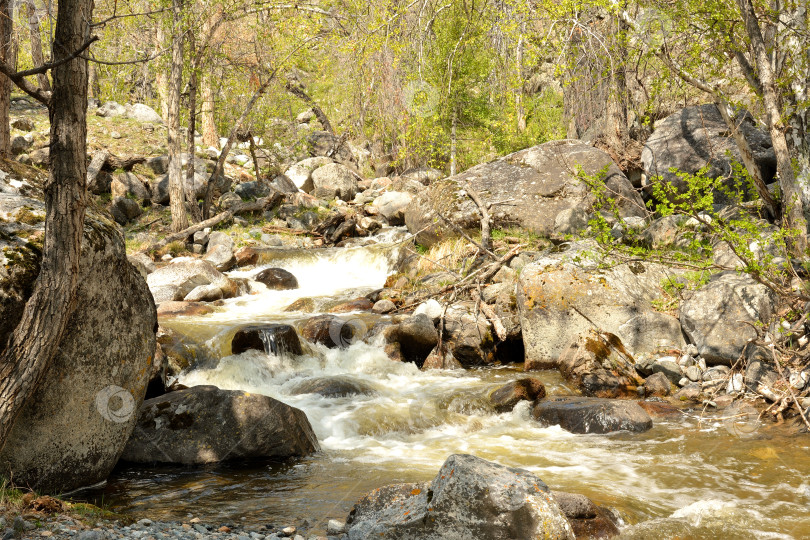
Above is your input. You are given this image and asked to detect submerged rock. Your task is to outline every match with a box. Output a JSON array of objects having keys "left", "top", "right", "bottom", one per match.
[
  {"left": 533, "top": 396, "right": 653, "bottom": 434},
  {"left": 345, "top": 454, "right": 574, "bottom": 540},
  {"left": 552, "top": 491, "right": 620, "bottom": 539},
  {"left": 121, "top": 385, "right": 319, "bottom": 464},
  {"left": 231, "top": 324, "right": 303, "bottom": 356},
  {"left": 290, "top": 375, "right": 377, "bottom": 398},
  {"left": 254, "top": 267, "right": 299, "bottom": 290},
  {"left": 489, "top": 377, "right": 547, "bottom": 412},
  {"left": 301, "top": 314, "right": 357, "bottom": 348}
]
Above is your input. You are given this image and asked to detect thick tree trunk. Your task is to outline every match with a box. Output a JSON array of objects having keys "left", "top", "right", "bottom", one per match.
[
  {"left": 0, "top": 0, "right": 12, "bottom": 156},
  {"left": 184, "top": 30, "right": 202, "bottom": 223},
  {"left": 0, "top": 0, "right": 91, "bottom": 451},
  {"left": 22, "top": 0, "right": 50, "bottom": 92},
  {"left": 167, "top": 0, "right": 188, "bottom": 233},
  {"left": 738, "top": 0, "right": 808, "bottom": 254}
]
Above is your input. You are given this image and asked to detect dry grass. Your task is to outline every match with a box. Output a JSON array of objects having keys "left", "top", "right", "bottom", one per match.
[{"left": 416, "top": 237, "right": 477, "bottom": 275}]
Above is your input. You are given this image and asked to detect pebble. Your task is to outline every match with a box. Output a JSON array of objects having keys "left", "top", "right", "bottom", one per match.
[{"left": 685, "top": 365, "right": 702, "bottom": 382}]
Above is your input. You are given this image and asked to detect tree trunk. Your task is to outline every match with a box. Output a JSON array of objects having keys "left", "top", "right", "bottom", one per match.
[
  {"left": 515, "top": 26, "right": 526, "bottom": 132},
  {"left": 201, "top": 70, "right": 218, "bottom": 147},
  {"left": 450, "top": 106, "right": 457, "bottom": 176},
  {"left": 88, "top": 62, "right": 100, "bottom": 100},
  {"left": 23, "top": 0, "right": 50, "bottom": 92},
  {"left": 185, "top": 30, "right": 201, "bottom": 223},
  {"left": 0, "top": 0, "right": 12, "bottom": 157},
  {"left": 168, "top": 0, "right": 188, "bottom": 233},
  {"left": 0, "top": 0, "right": 91, "bottom": 451},
  {"left": 738, "top": 0, "right": 808, "bottom": 254},
  {"left": 155, "top": 23, "right": 170, "bottom": 123}
]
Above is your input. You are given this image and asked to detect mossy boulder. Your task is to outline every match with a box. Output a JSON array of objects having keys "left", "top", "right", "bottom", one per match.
[{"left": 0, "top": 160, "right": 157, "bottom": 493}]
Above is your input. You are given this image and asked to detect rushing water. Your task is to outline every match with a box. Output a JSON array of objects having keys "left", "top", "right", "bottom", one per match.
[{"left": 87, "top": 233, "right": 810, "bottom": 538}]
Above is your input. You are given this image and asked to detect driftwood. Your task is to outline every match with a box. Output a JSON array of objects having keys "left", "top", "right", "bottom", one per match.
[
  {"left": 472, "top": 289, "right": 507, "bottom": 341},
  {"left": 140, "top": 191, "right": 283, "bottom": 253},
  {"left": 85, "top": 150, "right": 109, "bottom": 186},
  {"left": 103, "top": 154, "right": 147, "bottom": 171}
]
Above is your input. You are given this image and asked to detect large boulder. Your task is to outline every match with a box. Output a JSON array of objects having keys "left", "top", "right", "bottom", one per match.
[
  {"left": 126, "top": 103, "right": 163, "bottom": 124},
  {"left": 552, "top": 491, "right": 620, "bottom": 539},
  {"left": 372, "top": 191, "right": 412, "bottom": 225},
  {"left": 517, "top": 242, "right": 676, "bottom": 367},
  {"left": 310, "top": 163, "right": 359, "bottom": 201},
  {"left": 0, "top": 169, "right": 157, "bottom": 493},
  {"left": 345, "top": 454, "right": 574, "bottom": 540},
  {"left": 146, "top": 257, "right": 238, "bottom": 303},
  {"left": 111, "top": 171, "right": 150, "bottom": 201},
  {"left": 308, "top": 130, "right": 355, "bottom": 164},
  {"left": 121, "top": 386, "right": 319, "bottom": 464},
  {"left": 557, "top": 331, "right": 644, "bottom": 398},
  {"left": 642, "top": 104, "right": 775, "bottom": 203},
  {"left": 285, "top": 156, "right": 333, "bottom": 190},
  {"left": 615, "top": 311, "right": 686, "bottom": 356},
  {"left": 533, "top": 396, "right": 653, "bottom": 434},
  {"left": 404, "top": 140, "right": 645, "bottom": 247},
  {"left": 680, "top": 271, "right": 777, "bottom": 365}
]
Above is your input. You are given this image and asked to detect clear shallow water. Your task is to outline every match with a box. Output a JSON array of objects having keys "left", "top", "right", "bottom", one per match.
[{"left": 85, "top": 236, "right": 810, "bottom": 538}]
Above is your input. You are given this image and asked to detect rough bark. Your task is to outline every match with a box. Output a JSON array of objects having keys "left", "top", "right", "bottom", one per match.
[
  {"left": 738, "top": 0, "right": 808, "bottom": 253},
  {"left": 200, "top": 10, "right": 223, "bottom": 148},
  {"left": 0, "top": 0, "right": 12, "bottom": 156},
  {"left": 22, "top": 0, "right": 50, "bottom": 92},
  {"left": 0, "top": 0, "right": 92, "bottom": 451},
  {"left": 167, "top": 0, "right": 188, "bottom": 232},
  {"left": 155, "top": 23, "right": 169, "bottom": 122}
]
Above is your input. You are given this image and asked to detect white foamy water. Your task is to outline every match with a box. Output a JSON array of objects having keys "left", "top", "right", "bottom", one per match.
[{"left": 140, "top": 235, "right": 810, "bottom": 538}]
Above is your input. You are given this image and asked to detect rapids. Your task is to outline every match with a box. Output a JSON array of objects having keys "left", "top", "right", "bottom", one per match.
[{"left": 88, "top": 233, "right": 810, "bottom": 538}]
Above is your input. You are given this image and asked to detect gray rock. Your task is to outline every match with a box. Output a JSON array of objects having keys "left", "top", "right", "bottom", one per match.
[
  {"left": 372, "top": 299, "right": 396, "bottom": 314},
  {"left": 235, "top": 180, "right": 270, "bottom": 200},
  {"left": 518, "top": 243, "right": 677, "bottom": 367},
  {"left": 372, "top": 191, "right": 412, "bottom": 225},
  {"left": 345, "top": 454, "right": 574, "bottom": 540},
  {"left": 643, "top": 371, "right": 673, "bottom": 396},
  {"left": 616, "top": 311, "right": 686, "bottom": 356},
  {"left": 122, "top": 386, "right": 319, "bottom": 464},
  {"left": 110, "top": 196, "right": 142, "bottom": 224},
  {"left": 271, "top": 174, "right": 299, "bottom": 194},
  {"left": 642, "top": 104, "right": 775, "bottom": 204},
  {"left": 405, "top": 140, "right": 645, "bottom": 247},
  {"left": 685, "top": 365, "right": 702, "bottom": 382},
  {"left": 383, "top": 314, "right": 439, "bottom": 366},
  {"left": 111, "top": 171, "right": 150, "bottom": 201},
  {"left": 307, "top": 130, "right": 354, "bottom": 164},
  {"left": 300, "top": 314, "right": 357, "bottom": 349},
  {"left": 146, "top": 257, "right": 237, "bottom": 303},
  {"left": 533, "top": 396, "right": 653, "bottom": 434},
  {"left": 400, "top": 166, "right": 443, "bottom": 185},
  {"left": 11, "top": 117, "right": 35, "bottom": 131},
  {"left": 203, "top": 244, "right": 236, "bottom": 271},
  {"left": 285, "top": 157, "right": 333, "bottom": 190},
  {"left": 126, "top": 103, "right": 163, "bottom": 123},
  {"left": 680, "top": 272, "right": 777, "bottom": 365},
  {"left": 440, "top": 302, "right": 495, "bottom": 367},
  {"left": 310, "top": 163, "right": 359, "bottom": 201},
  {"left": 183, "top": 283, "right": 224, "bottom": 302},
  {"left": 10, "top": 134, "right": 32, "bottom": 155},
  {"left": 652, "top": 357, "right": 683, "bottom": 384},
  {"left": 0, "top": 185, "right": 156, "bottom": 492},
  {"left": 413, "top": 299, "right": 443, "bottom": 322},
  {"left": 96, "top": 100, "right": 127, "bottom": 118}
]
